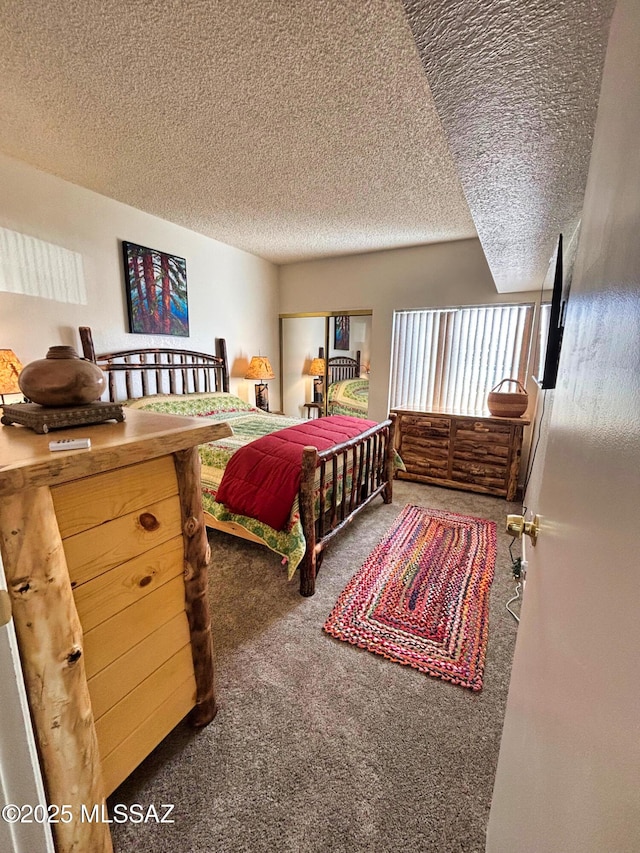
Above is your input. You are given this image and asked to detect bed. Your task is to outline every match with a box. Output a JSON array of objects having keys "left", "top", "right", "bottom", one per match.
[
  {"left": 79, "top": 327, "right": 395, "bottom": 596},
  {"left": 327, "top": 353, "right": 369, "bottom": 418}
]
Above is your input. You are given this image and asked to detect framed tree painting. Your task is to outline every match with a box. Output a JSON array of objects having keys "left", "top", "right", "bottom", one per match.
[
  {"left": 334, "top": 315, "right": 350, "bottom": 350},
  {"left": 122, "top": 241, "right": 189, "bottom": 336}
]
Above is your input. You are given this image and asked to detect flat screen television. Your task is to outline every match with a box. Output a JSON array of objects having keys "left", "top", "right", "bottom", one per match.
[{"left": 540, "top": 234, "right": 568, "bottom": 390}]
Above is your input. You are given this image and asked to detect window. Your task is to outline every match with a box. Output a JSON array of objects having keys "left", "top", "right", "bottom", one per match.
[{"left": 390, "top": 304, "right": 534, "bottom": 415}]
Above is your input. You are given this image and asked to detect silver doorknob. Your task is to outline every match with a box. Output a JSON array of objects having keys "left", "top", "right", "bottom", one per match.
[{"left": 506, "top": 514, "right": 540, "bottom": 546}]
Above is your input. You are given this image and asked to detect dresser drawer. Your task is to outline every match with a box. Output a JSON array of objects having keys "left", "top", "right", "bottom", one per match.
[
  {"left": 52, "top": 455, "right": 178, "bottom": 538},
  {"left": 399, "top": 414, "right": 451, "bottom": 439},
  {"left": 454, "top": 418, "right": 512, "bottom": 444},
  {"left": 450, "top": 459, "right": 508, "bottom": 490},
  {"left": 400, "top": 435, "right": 449, "bottom": 464}
]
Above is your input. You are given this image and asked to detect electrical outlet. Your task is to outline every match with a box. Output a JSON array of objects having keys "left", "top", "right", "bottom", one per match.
[{"left": 520, "top": 560, "right": 528, "bottom": 582}]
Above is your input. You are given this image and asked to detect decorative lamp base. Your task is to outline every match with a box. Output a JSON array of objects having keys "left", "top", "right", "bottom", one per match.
[
  {"left": 255, "top": 382, "right": 270, "bottom": 412},
  {"left": 313, "top": 377, "right": 324, "bottom": 404}
]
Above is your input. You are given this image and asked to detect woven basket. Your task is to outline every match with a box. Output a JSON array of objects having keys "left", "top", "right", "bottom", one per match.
[{"left": 487, "top": 378, "right": 528, "bottom": 418}]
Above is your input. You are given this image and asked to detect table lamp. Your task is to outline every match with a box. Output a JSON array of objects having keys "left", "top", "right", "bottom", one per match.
[
  {"left": 245, "top": 356, "right": 275, "bottom": 412},
  {"left": 0, "top": 349, "right": 24, "bottom": 404},
  {"left": 308, "top": 357, "right": 326, "bottom": 404}
]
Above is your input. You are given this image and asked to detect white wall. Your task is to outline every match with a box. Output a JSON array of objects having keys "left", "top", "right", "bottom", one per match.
[
  {"left": 487, "top": 1, "right": 640, "bottom": 849},
  {"left": 279, "top": 239, "right": 543, "bottom": 422},
  {"left": 0, "top": 153, "right": 280, "bottom": 406},
  {"left": 281, "top": 315, "right": 326, "bottom": 417}
]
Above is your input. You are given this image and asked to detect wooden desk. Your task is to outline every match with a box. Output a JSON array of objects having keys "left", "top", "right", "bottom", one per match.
[{"left": 0, "top": 409, "right": 231, "bottom": 853}]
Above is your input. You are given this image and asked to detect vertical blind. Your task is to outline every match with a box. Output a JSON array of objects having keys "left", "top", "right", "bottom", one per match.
[{"left": 390, "top": 304, "right": 534, "bottom": 415}]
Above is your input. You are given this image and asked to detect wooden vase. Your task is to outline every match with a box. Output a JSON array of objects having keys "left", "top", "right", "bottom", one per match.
[{"left": 19, "top": 346, "right": 107, "bottom": 407}]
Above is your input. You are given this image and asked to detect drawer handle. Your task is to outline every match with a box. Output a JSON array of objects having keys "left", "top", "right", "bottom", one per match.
[
  {"left": 473, "top": 423, "right": 490, "bottom": 432},
  {"left": 139, "top": 512, "right": 160, "bottom": 532}
]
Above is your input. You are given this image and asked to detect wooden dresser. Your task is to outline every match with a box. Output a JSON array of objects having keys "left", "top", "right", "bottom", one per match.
[
  {"left": 0, "top": 409, "right": 231, "bottom": 853},
  {"left": 391, "top": 409, "right": 530, "bottom": 500}
]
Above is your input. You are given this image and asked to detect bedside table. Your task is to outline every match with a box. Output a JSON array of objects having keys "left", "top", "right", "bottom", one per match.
[{"left": 303, "top": 402, "right": 323, "bottom": 418}]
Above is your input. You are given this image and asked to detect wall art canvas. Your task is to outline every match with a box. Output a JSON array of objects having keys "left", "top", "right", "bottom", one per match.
[
  {"left": 122, "top": 241, "right": 189, "bottom": 336},
  {"left": 334, "top": 315, "right": 350, "bottom": 350}
]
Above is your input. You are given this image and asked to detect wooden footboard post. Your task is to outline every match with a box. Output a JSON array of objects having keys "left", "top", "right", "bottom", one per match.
[
  {"left": 173, "top": 447, "right": 217, "bottom": 726},
  {"left": 299, "top": 446, "right": 319, "bottom": 597},
  {"left": 383, "top": 414, "right": 396, "bottom": 504}
]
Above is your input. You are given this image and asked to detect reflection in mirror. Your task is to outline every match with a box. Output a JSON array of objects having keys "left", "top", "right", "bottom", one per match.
[
  {"left": 280, "top": 313, "right": 372, "bottom": 420},
  {"left": 326, "top": 314, "right": 371, "bottom": 419}
]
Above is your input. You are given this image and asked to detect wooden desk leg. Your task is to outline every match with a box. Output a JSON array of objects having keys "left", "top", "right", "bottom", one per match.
[
  {"left": 173, "top": 447, "right": 217, "bottom": 726},
  {"left": 0, "top": 487, "right": 112, "bottom": 853}
]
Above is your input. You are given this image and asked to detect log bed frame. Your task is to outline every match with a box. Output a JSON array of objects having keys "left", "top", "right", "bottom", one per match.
[
  {"left": 79, "top": 327, "right": 395, "bottom": 596},
  {"left": 327, "top": 351, "right": 361, "bottom": 383}
]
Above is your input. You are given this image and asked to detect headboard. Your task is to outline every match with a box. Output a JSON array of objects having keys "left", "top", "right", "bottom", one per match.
[
  {"left": 79, "top": 326, "right": 230, "bottom": 403},
  {"left": 327, "top": 351, "right": 361, "bottom": 384}
]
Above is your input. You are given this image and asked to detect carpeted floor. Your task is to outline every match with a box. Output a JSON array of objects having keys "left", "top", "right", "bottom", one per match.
[{"left": 109, "top": 480, "right": 521, "bottom": 853}]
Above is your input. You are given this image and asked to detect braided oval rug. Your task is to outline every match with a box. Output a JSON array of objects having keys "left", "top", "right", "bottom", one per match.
[{"left": 323, "top": 504, "right": 497, "bottom": 691}]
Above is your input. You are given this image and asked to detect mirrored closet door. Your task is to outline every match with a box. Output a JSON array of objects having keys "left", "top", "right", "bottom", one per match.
[{"left": 279, "top": 311, "right": 372, "bottom": 420}]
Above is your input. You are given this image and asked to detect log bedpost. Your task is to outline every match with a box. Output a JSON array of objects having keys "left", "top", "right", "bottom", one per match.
[
  {"left": 299, "top": 446, "right": 319, "bottom": 597},
  {"left": 78, "top": 325, "right": 96, "bottom": 361},
  {"left": 173, "top": 446, "right": 217, "bottom": 726},
  {"left": 0, "top": 487, "right": 113, "bottom": 853},
  {"left": 215, "top": 338, "right": 230, "bottom": 392}
]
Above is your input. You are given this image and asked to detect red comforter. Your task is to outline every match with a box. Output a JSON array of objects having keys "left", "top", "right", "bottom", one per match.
[{"left": 215, "top": 415, "right": 377, "bottom": 531}]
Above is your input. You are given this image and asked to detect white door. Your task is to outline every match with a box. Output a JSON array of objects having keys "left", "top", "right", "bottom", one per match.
[
  {"left": 487, "top": 2, "right": 640, "bottom": 851},
  {"left": 0, "top": 560, "right": 54, "bottom": 853}
]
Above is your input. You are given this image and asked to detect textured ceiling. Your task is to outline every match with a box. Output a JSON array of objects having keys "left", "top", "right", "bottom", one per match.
[
  {"left": 0, "top": 1, "right": 614, "bottom": 292},
  {"left": 0, "top": 0, "right": 475, "bottom": 263},
  {"left": 403, "top": 0, "right": 615, "bottom": 292}
]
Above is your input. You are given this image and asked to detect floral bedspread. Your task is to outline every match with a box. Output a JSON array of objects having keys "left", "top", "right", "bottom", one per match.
[
  {"left": 327, "top": 378, "right": 369, "bottom": 418},
  {"left": 127, "top": 393, "right": 309, "bottom": 578}
]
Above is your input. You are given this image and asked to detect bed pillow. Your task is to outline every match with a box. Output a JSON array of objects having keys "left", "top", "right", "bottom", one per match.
[{"left": 126, "top": 391, "right": 259, "bottom": 418}]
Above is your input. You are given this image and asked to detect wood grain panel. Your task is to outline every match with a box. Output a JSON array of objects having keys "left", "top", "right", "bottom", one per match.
[
  {"left": 399, "top": 415, "right": 450, "bottom": 437},
  {"left": 453, "top": 440, "right": 510, "bottom": 460},
  {"left": 455, "top": 422, "right": 512, "bottom": 444},
  {"left": 63, "top": 495, "right": 182, "bottom": 587},
  {"left": 73, "top": 536, "right": 184, "bottom": 633},
  {"left": 83, "top": 575, "right": 186, "bottom": 678},
  {"left": 450, "top": 468, "right": 507, "bottom": 489},
  {"left": 94, "top": 644, "right": 194, "bottom": 758},
  {"left": 100, "top": 676, "right": 196, "bottom": 796},
  {"left": 88, "top": 612, "right": 191, "bottom": 720},
  {"left": 52, "top": 456, "right": 178, "bottom": 538},
  {"left": 0, "top": 408, "right": 232, "bottom": 498}
]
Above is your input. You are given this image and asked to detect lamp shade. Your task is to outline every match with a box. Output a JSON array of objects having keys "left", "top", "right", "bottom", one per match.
[
  {"left": 0, "top": 349, "right": 24, "bottom": 395},
  {"left": 308, "top": 357, "right": 326, "bottom": 377},
  {"left": 245, "top": 356, "right": 275, "bottom": 381}
]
